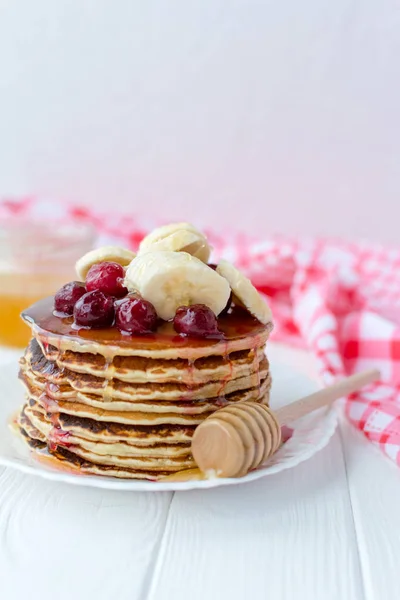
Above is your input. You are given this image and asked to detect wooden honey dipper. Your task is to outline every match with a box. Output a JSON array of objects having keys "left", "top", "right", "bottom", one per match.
[{"left": 164, "top": 369, "right": 379, "bottom": 481}]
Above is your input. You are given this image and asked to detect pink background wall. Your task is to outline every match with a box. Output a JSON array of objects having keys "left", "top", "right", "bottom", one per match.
[{"left": 0, "top": 1, "right": 398, "bottom": 242}]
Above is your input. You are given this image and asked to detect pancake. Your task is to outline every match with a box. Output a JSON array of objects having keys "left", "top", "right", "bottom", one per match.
[
  {"left": 16, "top": 296, "right": 273, "bottom": 479},
  {"left": 26, "top": 377, "right": 271, "bottom": 425},
  {"left": 25, "top": 398, "right": 196, "bottom": 445},
  {"left": 48, "top": 446, "right": 177, "bottom": 480},
  {"left": 19, "top": 404, "right": 195, "bottom": 473},
  {"left": 20, "top": 351, "right": 270, "bottom": 402},
  {"left": 22, "top": 358, "right": 271, "bottom": 411},
  {"left": 18, "top": 405, "right": 46, "bottom": 443},
  {"left": 17, "top": 425, "right": 173, "bottom": 480},
  {"left": 23, "top": 337, "right": 269, "bottom": 390},
  {"left": 24, "top": 403, "right": 192, "bottom": 458},
  {"left": 51, "top": 346, "right": 266, "bottom": 385},
  {"left": 20, "top": 363, "right": 270, "bottom": 413},
  {"left": 21, "top": 378, "right": 271, "bottom": 416}
]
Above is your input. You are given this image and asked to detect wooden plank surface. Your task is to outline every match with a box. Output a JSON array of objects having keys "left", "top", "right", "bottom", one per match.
[
  {"left": 0, "top": 468, "right": 172, "bottom": 600},
  {"left": 146, "top": 432, "right": 364, "bottom": 600}
]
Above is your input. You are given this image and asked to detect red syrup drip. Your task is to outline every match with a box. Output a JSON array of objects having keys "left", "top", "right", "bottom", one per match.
[
  {"left": 180, "top": 359, "right": 196, "bottom": 410},
  {"left": 48, "top": 428, "right": 72, "bottom": 452},
  {"left": 39, "top": 391, "right": 59, "bottom": 415},
  {"left": 47, "top": 382, "right": 61, "bottom": 395},
  {"left": 281, "top": 425, "right": 294, "bottom": 443},
  {"left": 184, "top": 358, "right": 196, "bottom": 398},
  {"left": 215, "top": 396, "right": 229, "bottom": 408},
  {"left": 39, "top": 384, "right": 72, "bottom": 451}
]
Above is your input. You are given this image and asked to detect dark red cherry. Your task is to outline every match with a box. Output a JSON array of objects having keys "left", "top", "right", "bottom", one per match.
[
  {"left": 54, "top": 281, "right": 87, "bottom": 315},
  {"left": 115, "top": 295, "right": 158, "bottom": 334},
  {"left": 86, "top": 261, "right": 127, "bottom": 298},
  {"left": 173, "top": 304, "right": 221, "bottom": 338},
  {"left": 73, "top": 290, "right": 115, "bottom": 328}
]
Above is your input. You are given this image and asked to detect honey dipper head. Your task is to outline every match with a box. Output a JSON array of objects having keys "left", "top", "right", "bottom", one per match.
[
  {"left": 191, "top": 402, "right": 282, "bottom": 478},
  {"left": 192, "top": 417, "right": 246, "bottom": 478}
]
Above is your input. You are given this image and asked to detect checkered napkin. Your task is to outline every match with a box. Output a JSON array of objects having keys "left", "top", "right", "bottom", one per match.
[{"left": 2, "top": 197, "right": 400, "bottom": 464}]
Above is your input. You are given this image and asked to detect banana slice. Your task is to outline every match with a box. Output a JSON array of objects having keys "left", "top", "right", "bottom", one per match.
[
  {"left": 76, "top": 246, "right": 136, "bottom": 280},
  {"left": 216, "top": 260, "right": 272, "bottom": 325},
  {"left": 124, "top": 251, "right": 230, "bottom": 320},
  {"left": 139, "top": 222, "right": 211, "bottom": 263}
]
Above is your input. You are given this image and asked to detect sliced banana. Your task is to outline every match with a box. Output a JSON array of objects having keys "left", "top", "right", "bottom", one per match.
[
  {"left": 76, "top": 246, "right": 136, "bottom": 280},
  {"left": 216, "top": 259, "right": 272, "bottom": 325},
  {"left": 139, "top": 222, "right": 211, "bottom": 263},
  {"left": 124, "top": 251, "right": 230, "bottom": 321}
]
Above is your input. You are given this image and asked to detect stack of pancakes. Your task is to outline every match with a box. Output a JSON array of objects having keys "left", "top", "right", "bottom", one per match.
[{"left": 17, "top": 302, "right": 272, "bottom": 480}]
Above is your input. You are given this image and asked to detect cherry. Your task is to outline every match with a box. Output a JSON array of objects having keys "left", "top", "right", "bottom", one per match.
[
  {"left": 115, "top": 295, "right": 158, "bottom": 334},
  {"left": 54, "top": 281, "right": 87, "bottom": 315},
  {"left": 86, "top": 261, "right": 127, "bottom": 298},
  {"left": 173, "top": 304, "right": 221, "bottom": 338},
  {"left": 73, "top": 290, "right": 115, "bottom": 328}
]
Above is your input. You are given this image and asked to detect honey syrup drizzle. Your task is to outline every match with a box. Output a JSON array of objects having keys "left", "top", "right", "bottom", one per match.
[
  {"left": 215, "top": 341, "right": 233, "bottom": 402},
  {"left": 22, "top": 297, "right": 271, "bottom": 355}
]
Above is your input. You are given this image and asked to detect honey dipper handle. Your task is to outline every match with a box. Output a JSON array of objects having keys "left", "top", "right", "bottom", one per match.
[{"left": 275, "top": 369, "right": 380, "bottom": 425}]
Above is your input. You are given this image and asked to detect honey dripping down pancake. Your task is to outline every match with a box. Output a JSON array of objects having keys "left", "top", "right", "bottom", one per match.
[{"left": 15, "top": 224, "right": 274, "bottom": 480}]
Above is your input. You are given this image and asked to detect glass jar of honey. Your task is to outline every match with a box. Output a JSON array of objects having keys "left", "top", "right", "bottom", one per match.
[{"left": 0, "top": 220, "right": 95, "bottom": 348}]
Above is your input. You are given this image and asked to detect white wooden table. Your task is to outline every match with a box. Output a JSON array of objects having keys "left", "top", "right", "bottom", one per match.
[{"left": 1, "top": 343, "right": 399, "bottom": 600}]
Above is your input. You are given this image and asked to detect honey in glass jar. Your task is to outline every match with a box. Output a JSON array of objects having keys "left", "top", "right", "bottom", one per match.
[{"left": 0, "top": 220, "right": 95, "bottom": 348}]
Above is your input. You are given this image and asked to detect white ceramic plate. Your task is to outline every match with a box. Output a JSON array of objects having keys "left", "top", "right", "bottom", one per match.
[{"left": 0, "top": 350, "right": 337, "bottom": 491}]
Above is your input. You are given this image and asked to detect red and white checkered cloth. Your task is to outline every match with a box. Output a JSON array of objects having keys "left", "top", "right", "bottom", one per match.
[{"left": 3, "top": 197, "right": 400, "bottom": 464}]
